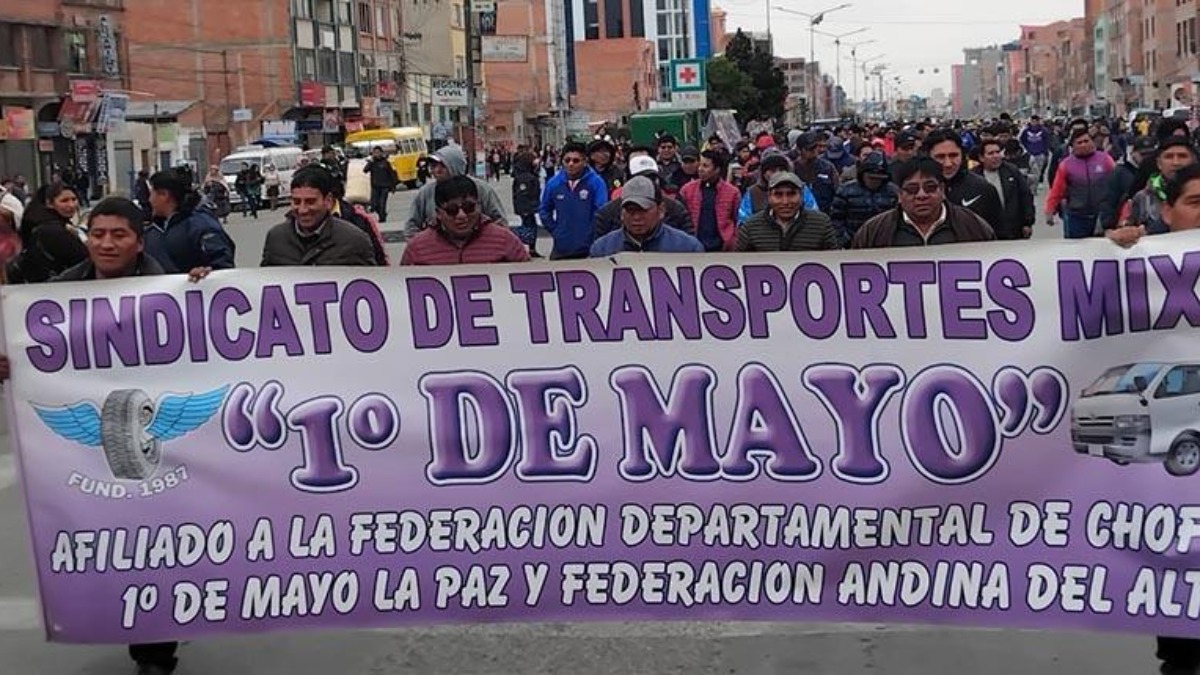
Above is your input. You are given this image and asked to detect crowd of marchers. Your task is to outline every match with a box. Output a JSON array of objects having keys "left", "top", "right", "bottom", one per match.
[{"left": 0, "top": 112, "right": 1199, "bottom": 675}]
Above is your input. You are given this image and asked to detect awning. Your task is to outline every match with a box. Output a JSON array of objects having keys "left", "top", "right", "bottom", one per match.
[{"left": 124, "top": 100, "right": 198, "bottom": 121}]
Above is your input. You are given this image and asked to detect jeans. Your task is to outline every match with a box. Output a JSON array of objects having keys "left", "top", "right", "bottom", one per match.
[
  {"left": 370, "top": 186, "right": 390, "bottom": 222},
  {"left": 1028, "top": 153, "right": 1048, "bottom": 184},
  {"left": 515, "top": 214, "right": 538, "bottom": 248},
  {"left": 1063, "top": 212, "right": 1099, "bottom": 239},
  {"left": 1159, "top": 637, "right": 1200, "bottom": 674},
  {"left": 130, "top": 641, "right": 178, "bottom": 671}
]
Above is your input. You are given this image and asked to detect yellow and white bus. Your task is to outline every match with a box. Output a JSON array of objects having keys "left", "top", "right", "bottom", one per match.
[{"left": 343, "top": 127, "right": 427, "bottom": 188}]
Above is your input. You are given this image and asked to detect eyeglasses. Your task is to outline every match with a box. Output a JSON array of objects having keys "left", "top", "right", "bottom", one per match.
[
  {"left": 900, "top": 181, "right": 942, "bottom": 196},
  {"left": 440, "top": 200, "right": 478, "bottom": 217}
]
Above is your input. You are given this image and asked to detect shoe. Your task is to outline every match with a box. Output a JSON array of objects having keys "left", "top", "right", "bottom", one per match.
[{"left": 136, "top": 665, "right": 174, "bottom": 675}]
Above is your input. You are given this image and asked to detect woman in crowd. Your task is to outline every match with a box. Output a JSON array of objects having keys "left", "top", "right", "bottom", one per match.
[{"left": 6, "top": 182, "right": 88, "bottom": 283}]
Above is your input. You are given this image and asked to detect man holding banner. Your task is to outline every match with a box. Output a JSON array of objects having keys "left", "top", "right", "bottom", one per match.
[
  {"left": 1107, "top": 162, "right": 1200, "bottom": 675},
  {"left": 0, "top": 196, "right": 178, "bottom": 674}
]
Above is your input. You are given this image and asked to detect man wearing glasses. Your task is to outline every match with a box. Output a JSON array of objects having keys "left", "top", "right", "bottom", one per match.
[
  {"left": 851, "top": 157, "right": 996, "bottom": 249},
  {"left": 402, "top": 175, "right": 530, "bottom": 265}
]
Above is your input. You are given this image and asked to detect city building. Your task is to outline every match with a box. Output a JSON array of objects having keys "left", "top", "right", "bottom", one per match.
[
  {"left": 565, "top": 0, "right": 713, "bottom": 101},
  {"left": 479, "top": 1, "right": 557, "bottom": 147},
  {"left": 1, "top": 1, "right": 128, "bottom": 186},
  {"left": 1015, "top": 18, "right": 1089, "bottom": 115},
  {"left": 395, "top": 0, "right": 466, "bottom": 142},
  {"left": 776, "top": 57, "right": 808, "bottom": 126}
]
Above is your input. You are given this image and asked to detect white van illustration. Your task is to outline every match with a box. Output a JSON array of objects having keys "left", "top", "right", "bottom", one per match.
[{"left": 1071, "top": 362, "right": 1200, "bottom": 476}]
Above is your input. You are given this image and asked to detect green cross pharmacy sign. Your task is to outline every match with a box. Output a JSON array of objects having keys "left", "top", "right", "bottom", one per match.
[{"left": 669, "top": 59, "right": 708, "bottom": 109}]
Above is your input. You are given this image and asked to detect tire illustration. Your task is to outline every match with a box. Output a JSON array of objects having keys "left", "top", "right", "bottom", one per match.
[
  {"left": 1165, "top": 435, "right": 1200, "bottom": 477},
  {"left": 100, "top": 389, "right": 162, "bottom": 480}
]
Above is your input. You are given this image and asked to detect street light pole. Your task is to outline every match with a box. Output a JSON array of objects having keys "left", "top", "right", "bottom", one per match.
[
  {"left": 774, "top": 4, "right": 850, "bottom": 121},
  {"left": 846, "top": 39, "right": 876, "bottom": 106}
]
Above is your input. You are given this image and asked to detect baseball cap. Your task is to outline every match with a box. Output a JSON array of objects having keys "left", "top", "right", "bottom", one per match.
[
  {"left": 680, "top": 145, "right": 700, "bottom": 160},
  {"left": 860, "top": 151, "right": 889, "bottom": 177},
  {"left": 621, "top": 176, "right": 660, "bottom": 209},
  {"left": 0, "top": 192, "right": 24, "bottom": 230},
  {"left": 767, "top": 171, "right": 805, "bottom": 191},
  {"left": 896, "top": 131, "right": 919, "bottom": 148},
  {"left": 628, "top": 155, "right": 659, "bottom": 176}
]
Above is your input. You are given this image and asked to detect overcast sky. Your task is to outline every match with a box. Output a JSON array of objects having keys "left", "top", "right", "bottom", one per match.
[{"left": 719, "top": 0, "right": 1082, "bottom": 97}]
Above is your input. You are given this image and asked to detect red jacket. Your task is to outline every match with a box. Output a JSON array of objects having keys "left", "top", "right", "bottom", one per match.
[
  {"left": 678, "top": 178, "right": 740, "bottom": 251},
  {"left": 400, "top": 218, "right": 531, "bottom": 266}
]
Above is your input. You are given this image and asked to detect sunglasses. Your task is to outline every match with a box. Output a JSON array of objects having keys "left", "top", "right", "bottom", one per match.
[
  {"left": 440, "top": 200, "right": 478, "bottom": 217},
  {"left": 563, "top": 157, "right": 585, "bottom": 164},
  {"left": 900, "top": 181, "right": 942, "bottom": 196}
]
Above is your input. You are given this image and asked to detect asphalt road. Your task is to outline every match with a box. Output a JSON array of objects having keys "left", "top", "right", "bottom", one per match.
[{"left": 0, "top": 176, "right": 1160, "bottom": 674}]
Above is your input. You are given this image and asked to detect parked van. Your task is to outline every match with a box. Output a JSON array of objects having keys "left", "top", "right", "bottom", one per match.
[
  {"left": 1071, "top": 362, "right": 1200, "bottom": 476},
  {"left": 219, "top": 145, "right": 304, "bottom": 205},
  {"left": 343, "top": 127, "right": 426, "bottom": 188}
]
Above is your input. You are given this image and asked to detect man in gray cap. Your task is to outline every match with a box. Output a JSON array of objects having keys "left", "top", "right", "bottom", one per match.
[
  {"left": 735, "top": 171, "right": 839, "bottom": 252},
  {"left": 593, "top": 154, "right": 693, "bottom": 238},
  {"left": 589, "top": 176, "right": 704, "bottom": 256}
]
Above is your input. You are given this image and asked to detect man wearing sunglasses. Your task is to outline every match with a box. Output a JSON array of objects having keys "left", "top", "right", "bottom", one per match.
[
  {"left": 538, "top": 141, "right": 609, "bottom": 260},
  {"left": 402, "top": 175, "right": 530, "bottom": 265},
  {"left": 852, "top": 157, "right": 996, "bottom": 249}
]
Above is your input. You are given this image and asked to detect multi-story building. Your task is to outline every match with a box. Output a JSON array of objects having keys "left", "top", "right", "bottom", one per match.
[
  {"left": 776, "top": 57, "right": 808, "bottom": 126},
  {"left": 1, "top": 0, "right": 128, "bottom": 186},
  {"left": 566, "top": 0, "right": 713, "bottom": 100},
  {"left": 1015, "top": 19, "right": 1089, "bottom": 114},
  {"left": 395, "top": 0, "right": 465, "bottom": 142}
]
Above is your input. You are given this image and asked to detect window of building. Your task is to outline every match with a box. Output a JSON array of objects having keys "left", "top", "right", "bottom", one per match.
[
  {"left": 423, "top": 103, "right": 432, "bottom": 120},
  {"left": 0, "top": 25, "right": 14, "bottom": 67},
  {"left": 630, "top": 0, "right": 644, "bottom": 37},
  {"left": 318, "top": 49, "right": 338, "bottom": 81},
  {"left": 298, "top": 48, "right": 317, "bottom": 78},
  {"left": 339, "top": 51, "right": 357, "bottom": 82},
  {"left": 584, "top": 0, "right": 600, "bottom": 39},
  {"left": 294, "top": 0, "right": 314, "bottom": 18},
  {"left": 316, "top": 0, "right": 334, "bottom": 21},
  {"left": 375, "top": 5, "right": 387, "bottom": 35},
  {"left": 358, "top": 2, "right": 372, "bottom": 32},
  {"left": 392, "top": 7, "right": 402, "bottom": 36},
  {"left": 604, "top": 0, "right": 624, "bottom": 38},
  {"left": 452, "top": 3, "right": 463, "bottom": 28},
  {"left": 454, "top": 55, "right": 465, "bottom": 78},
  {"left": 409, "top": 102, "right": 419, "bottom": 121},
  {"left": 31, "top": 26, "right": 56, "bottom": 69},
  {"left": 64, "top": 30, "right": 89, "bottom": 73},
  {"left": 338, "top": 1, "right": 353, "bottom": 22}
]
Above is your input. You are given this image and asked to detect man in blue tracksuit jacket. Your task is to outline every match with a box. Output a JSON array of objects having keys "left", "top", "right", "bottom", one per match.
[{"left": 538, "top": 141, "right": 609, "bottom": 259}]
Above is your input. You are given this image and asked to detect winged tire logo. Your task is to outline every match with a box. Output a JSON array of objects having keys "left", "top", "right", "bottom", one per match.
[{"left": 32, "top": 387, "right": 229, "bottom": 481}]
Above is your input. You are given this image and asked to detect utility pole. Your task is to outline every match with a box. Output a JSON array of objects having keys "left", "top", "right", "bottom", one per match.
[
  {"left": 222, "top": 50, "right": 234, "bottom": 153},
  {"left": 237, "top": 52, "right": 249, "bottom": 145},
  {"left": 464, "top": 0, "right": 478, "bottom": 175}
]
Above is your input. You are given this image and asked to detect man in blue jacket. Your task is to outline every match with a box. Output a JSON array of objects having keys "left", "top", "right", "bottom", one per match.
[
  {"left": 539, "top": 141, "right": 609, "bottom": 259},
  {"left": 590, "top": 176, "right": 703, "bottom": 256}
]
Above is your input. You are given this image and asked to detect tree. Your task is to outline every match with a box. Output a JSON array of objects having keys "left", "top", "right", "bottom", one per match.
[
  {"left": 706, "top": 57, "right": 755, "bottom": 112},
  {"left": 708, "top": 29, "right": 787, "bottom": 122}
]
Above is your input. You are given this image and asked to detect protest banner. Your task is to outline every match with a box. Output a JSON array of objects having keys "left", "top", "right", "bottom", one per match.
[{"left": 3, "top": 232, "right": 1200, "bottom": 644}]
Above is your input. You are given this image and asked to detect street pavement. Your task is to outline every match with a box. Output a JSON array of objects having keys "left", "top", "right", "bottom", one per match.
[{"left": 0, "top": 176, "right": 1159, "bottom": 674}]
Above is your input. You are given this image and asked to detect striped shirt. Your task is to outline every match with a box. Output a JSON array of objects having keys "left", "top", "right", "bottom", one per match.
[
  {"left": 400, "top": 218, "right": 531, "bottom": 265},
  {"left": 734, "top": 208, "right": 840, "bottom": 252}
]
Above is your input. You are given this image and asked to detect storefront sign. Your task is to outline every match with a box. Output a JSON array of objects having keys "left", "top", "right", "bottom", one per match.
[
  {"left": 97, "top": 16, "right": 120, "bottom": 78},
  {"left": 299, "top": 81, "right": 326, "bottom": 108},
  {"left": 3, "top": 107, "right": 35, "bottom": 140},
  {"left": 321, "top": 109, "right": 341, "bottom": 133},
  {"left": 481, "top": 36, "right": 528, "bottom": 62},
  {"left": 69, "top": 80, "right": 101, "bottom": 104},
  {"left": 431, "top": 79, "right": 469, "bottom": 107}
]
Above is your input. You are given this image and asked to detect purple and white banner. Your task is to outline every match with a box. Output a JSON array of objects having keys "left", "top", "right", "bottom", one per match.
[{"left": 4, "top": 232, "right": 1200, "bottom": 644}]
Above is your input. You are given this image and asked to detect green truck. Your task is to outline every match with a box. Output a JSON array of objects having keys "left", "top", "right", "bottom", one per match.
[{"left": 627, "top": 109, "right": 703, "bottom": 147}]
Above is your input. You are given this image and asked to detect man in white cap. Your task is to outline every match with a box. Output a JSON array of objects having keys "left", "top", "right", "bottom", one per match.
[
  {"left": 589, "top": 176, "right": 703, "bottom": 256},
  {"left": 592, "top": 153, "right": 693, "bottom": 238}
]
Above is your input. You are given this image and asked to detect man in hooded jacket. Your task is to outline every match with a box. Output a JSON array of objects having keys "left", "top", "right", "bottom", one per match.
[{"left": 404, "top": 144, "right": 508, "bottom": 236}]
